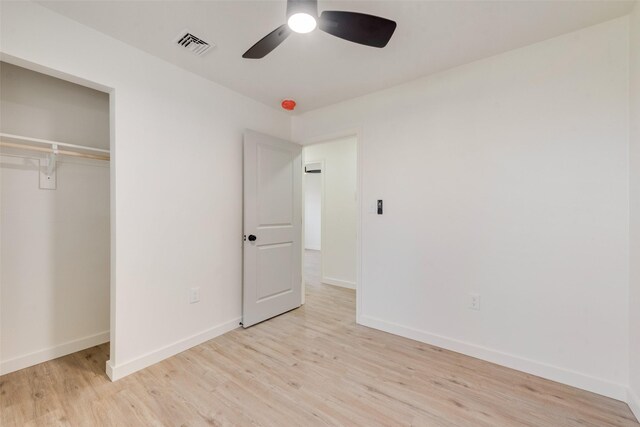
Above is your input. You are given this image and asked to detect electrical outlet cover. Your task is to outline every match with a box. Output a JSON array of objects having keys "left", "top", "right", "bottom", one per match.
[
  {"left": 469, "top": 293, "right": 481, "bottom": 311},
  {"left": 189, "top": 287, "right": 200, "bottom": 304}
]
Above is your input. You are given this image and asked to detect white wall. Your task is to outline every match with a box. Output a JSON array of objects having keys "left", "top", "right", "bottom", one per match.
[
  {"left": 0, "top": 63, "right": 110, "bottom": 375},
  {"left": 0, "top": 1, "right": 290, "bottom": 380},
  {"left": 293, "top": 18, "right": 630, "bottom": 399},
  {"left": 304, "top": 170, "right": 322, "bottom": 250},
  {"left": 628, "top": 1, "right": 640, "bottom": 420},
  {"left": 304, "top": 137, "right": 357, "bottom": 288},
  {"left": 1, "top": 62, "right": 109, "bottom": 149},
  {"left": 1, "top": 2, "right": 635, "bottom": 407},
  {"left": 0, "top": 156, "right": 110, "bottom": 374}
]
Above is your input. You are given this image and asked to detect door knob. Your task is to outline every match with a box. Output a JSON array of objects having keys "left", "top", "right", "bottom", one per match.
[{"left": 248, "top": 234, "right": 257, "bottom": 242}]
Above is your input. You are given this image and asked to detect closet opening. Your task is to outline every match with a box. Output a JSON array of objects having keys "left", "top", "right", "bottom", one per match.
[{"left": 0, "top": 61, "right": 112, "bottom": 376}]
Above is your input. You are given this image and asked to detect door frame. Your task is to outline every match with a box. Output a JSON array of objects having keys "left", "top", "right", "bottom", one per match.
[
  {"left": 0, "top": 52, "right": 116, "bottom": 376},
  {"left": 300, "top": 129, "right": 362, "bottom": 323}
]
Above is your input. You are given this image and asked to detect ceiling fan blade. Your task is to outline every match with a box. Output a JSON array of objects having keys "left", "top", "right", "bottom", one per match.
[
  {"left": 242, "top": 24, "right": 291, "bottom": 59},
  {"left": 319, "top": 11, "right": 396, "bottom": 48}
]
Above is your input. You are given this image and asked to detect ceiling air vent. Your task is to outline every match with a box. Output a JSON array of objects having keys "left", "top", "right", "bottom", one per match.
[{"left": 175, "top": 31, "right": 213, "bottom": 56}]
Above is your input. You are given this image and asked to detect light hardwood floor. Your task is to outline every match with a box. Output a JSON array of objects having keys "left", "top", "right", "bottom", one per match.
[{"left": 1, "top": 252, "right": 637, "bottom": 426}]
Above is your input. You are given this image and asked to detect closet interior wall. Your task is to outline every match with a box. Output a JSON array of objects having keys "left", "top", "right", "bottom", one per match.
[{"left": 0, "top": 61, "right": 110, "bottom": 374}]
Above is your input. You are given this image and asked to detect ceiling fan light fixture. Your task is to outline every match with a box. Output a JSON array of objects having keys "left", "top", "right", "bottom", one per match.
[
  {"left": 242, "top": 0, "right": 396, "bottom": 59},
  {"left": 287, "top": 12, "right": 317, "bottom": 33}
]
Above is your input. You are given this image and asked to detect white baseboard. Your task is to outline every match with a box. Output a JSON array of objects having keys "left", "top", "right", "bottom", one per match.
[
  {"left": 0, "top": 331, "right": 110, "bottom": 376},
  {"left": 628, "top": 388, "right": 640, "bottom": 422},
  {"left": 358, "top": 315, "right": 627, "bottom": 401},
  {"left": 106, "top": 317, "right": 241, "bottom": 381},
  {"left": 322, "top": 276, "right": 356, "bottom": 289}
]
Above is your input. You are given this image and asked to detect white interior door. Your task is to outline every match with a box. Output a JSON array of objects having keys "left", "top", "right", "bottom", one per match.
[{"left": 243, "top": 130, "right": 302, "bottom": 328}]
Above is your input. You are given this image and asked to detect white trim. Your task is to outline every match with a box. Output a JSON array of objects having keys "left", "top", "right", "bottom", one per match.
[
  {"left": 105, "top": 359, "right": 115, "bottom": 380},
  {"left": 109, "top": 89, "right": 117, "bottom": 375},
  {"left": 359, "top": 315, "right": 628, "bottom": 401},
  {"left": 105, "top": 317, "right": 240, "bottom": 381},
  {"left": 0, "top": 331, "right": 109, "bottom": 375},
  {"left": 628, "top": 388, "right": 640, "bottom": 422},
  {"left": 322, "top": 276, "right": 356, "bottom": 289},
  {"left": 0, "top": 53, "right": 114, "bottom": 93},
  {"left": 0, "top": 54, "right": 118, "bottom": 381},
  {"left": 319, "top": 158, "right": 327, "bottom": 287},
  {"left": 355, "top": 128, "right": 363, "bottom": 323}
]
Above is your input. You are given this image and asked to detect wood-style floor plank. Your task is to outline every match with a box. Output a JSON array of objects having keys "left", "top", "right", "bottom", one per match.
[{"left": 1, "top": 250, "right": 637, "bottom": 426}]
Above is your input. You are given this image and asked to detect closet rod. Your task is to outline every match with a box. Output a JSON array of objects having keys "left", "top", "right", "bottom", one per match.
[
  {"left": 0, "top": 141, "right": 110, "bottom": 161},
  {"left": 0, "top": 133, "right": 110, "bottom": 155}
]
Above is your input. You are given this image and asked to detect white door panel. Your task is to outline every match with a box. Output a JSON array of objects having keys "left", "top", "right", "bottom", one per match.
[
  {"left": 257, "top": 144, "right": 294, "bottom": 226},
  {"left": 256, "top": 243, "right": 294, "bottom": 301}
]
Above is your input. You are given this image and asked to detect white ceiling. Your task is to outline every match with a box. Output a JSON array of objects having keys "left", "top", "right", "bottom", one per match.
[{"left": 39, "top": 0, "right": 634, "bottom": 113}]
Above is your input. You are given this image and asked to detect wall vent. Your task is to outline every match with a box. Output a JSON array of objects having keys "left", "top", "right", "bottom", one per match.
[{"left": 175, "top": 31, "right": 213, "bottom": 56}]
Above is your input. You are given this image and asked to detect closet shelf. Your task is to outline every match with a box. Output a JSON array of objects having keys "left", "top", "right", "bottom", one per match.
[{"left": 0, "top": 133, "right": 110, "bottom": 161}]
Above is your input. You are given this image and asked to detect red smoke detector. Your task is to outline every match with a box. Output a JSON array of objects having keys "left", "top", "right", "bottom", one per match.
[{"left": 281, "top": 99, "right": 296, "bottom": 111}]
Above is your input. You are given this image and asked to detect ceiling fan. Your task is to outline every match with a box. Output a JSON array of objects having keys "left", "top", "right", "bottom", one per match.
[{"left": 242, "top": 0, "right": 397, "bottom": 59}]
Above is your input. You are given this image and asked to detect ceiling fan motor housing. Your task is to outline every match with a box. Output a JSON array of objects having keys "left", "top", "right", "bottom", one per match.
[{"left": 286, "top": 0, "right": 318, "bottom": 19}]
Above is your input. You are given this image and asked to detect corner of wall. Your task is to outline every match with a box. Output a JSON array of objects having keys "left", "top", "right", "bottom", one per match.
[
  {"left": 104, "top": 317, "right": 240, "bottom": 381},
  {"left": 628, "top": 0, "right": 640, "bottom": 422},
  {"left": 0, "top": 332, "right": 110, "bottom": 376},
  {"left": 629, "top": 388, "right": 640, "bottom": 422},
  {"left": 105, "top": 359, "right": 115, "bottom": 381}
]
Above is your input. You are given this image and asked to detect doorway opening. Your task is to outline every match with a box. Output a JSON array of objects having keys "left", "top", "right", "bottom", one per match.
[{"left": 303, "top": 135, "right": 358, "bottom": 314}]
